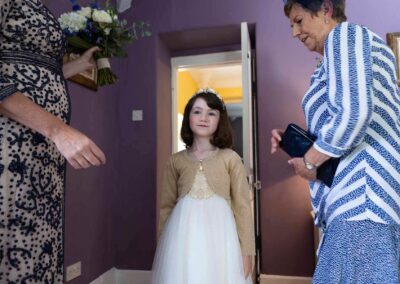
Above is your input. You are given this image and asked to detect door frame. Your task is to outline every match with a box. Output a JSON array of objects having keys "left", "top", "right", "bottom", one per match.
[{"left": 159, "top": 22, "right": 261, "bottom": 283}]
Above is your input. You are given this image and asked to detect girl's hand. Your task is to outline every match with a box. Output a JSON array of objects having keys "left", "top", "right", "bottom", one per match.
[
  {"left": 288, "top": 157, "right": 317, "bottom": 181},
  {"left": 270, "top": 128, "right": 284, "bottom": 154},
  {"left": 242, "top": 255, "right": 252, "bottom": 279}
]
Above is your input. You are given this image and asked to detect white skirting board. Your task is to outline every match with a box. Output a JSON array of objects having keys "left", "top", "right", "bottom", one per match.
[
  {"left": 260, "top": 274, "right": 312, "bottom": 284},
  {"left": 90, "top": 268, "right": 152, "bottom": 284},
  {"left": 90, "top": 269, "right": 311, "bottom": 284}
]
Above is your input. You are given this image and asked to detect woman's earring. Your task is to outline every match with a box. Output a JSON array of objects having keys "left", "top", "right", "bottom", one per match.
[{"left": 324, "top": 19, "right": 329, "bottom": 24}]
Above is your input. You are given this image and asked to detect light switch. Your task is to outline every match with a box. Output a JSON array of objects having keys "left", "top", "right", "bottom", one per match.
[{"left": 132, "top": 110, "right": 143, "bottom": 121}]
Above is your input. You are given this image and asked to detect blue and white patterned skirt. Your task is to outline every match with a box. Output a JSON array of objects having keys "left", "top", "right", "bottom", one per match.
[{"left": 313, "top": 219, "right": 400, "bottom": 284}]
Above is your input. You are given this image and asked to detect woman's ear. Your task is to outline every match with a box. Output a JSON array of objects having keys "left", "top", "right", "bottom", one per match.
[{"left": 322, "top": 0, "right": 333, "bottom": 17}]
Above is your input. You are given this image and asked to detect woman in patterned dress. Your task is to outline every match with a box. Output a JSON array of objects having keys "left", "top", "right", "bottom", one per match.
[
  {"left": 271, "top": 0, "right": 400, "bottom": 283},
  {"left": 0, "top": 0, "right": 106, "bottom": 282}
]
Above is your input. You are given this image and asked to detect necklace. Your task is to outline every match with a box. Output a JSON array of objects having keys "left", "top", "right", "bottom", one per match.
[
  {"left": 189, "top": 147, "right": 217, "bottom": 161},
  {"left": 188, "top": 147, "right": 218, "bottom": 171}
]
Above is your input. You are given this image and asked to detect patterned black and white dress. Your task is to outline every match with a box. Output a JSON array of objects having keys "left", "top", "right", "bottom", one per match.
[{"left": 0, "top": 0, "right": 69, "bottom": 283}]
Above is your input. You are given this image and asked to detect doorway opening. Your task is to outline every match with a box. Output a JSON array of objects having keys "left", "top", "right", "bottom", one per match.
[
  {"left": 156, "top": 22, "right": 261, "bottom": 283},
  {"left": 171, "top": 52, "right": 243, "bottom": 157}
]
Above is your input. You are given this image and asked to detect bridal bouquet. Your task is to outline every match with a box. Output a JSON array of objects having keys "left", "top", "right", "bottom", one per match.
[{"left": 59, "top": 1, "right": 151, "bottom": 86}]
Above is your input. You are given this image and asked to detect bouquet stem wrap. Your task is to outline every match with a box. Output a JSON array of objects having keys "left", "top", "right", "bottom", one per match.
[
  {"left": 97, "top": 58, "right": 111, "bottom": 69},
  {"left": 96, "top": 57, "right": 117, "bottom": 86}
]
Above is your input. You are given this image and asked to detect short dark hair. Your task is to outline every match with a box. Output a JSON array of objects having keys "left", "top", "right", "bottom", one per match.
[
  {"left": 181, "top": 91, "right": 233, "bottom": 149},
  {"left": 284, "top": 0, "right": 347, "bottom": 23}
]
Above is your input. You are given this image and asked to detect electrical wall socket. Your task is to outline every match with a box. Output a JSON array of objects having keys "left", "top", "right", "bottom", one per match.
[
  {"left": 66, "top": 261, "right": 81, "bottom": 282},
  {"left": 132, "top": 109, "right": 143, "bottom": 121}
]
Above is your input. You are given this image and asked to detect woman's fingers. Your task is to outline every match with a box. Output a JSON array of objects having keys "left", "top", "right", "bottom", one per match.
[
  {"left": 79, "top": 46, "right": 101, "bottom": 69},
  {"left": 89, "top": 143, "right": 106, "bottom": 165},
  {"left": 270, "top": 128, "right": 284, "bottom": 154},
  {"left": 68, "top": 149, "right": 106, "bottom": 169},
  {"left": 67, "top": 158, "right": 81, "bottom": 170},
  {"left": 77, "top": 157, "right": 91, "bottom": 169},
  {"left": 76, "top": 143, "right": 106, "bottom": 169},
  {"left": 53, "top": 125, "right": 106, "bottom": 169},
  {"left": 84, "top": 46, "right": 101, "bottom": 57},
  {"left": 271, "top": 128, "right": 283, "bottom": 140}
]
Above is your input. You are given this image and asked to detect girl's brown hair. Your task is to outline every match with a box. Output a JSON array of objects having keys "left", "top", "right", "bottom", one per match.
[{"left": 181, "top": 91, "right": 233, "bottom": 149}]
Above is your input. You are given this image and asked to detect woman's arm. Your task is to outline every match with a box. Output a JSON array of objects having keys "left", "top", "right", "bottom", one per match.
[
  {"left": 0, "top": 92, "right": 106, "bottom": 169},
  {"left": 315, "top": 23, "right": 373, "bottom": 157},
  {"left": 63, "top": 47, "right": 100, "bottom": 79},
  {"left": 289, "top": 24, "right": 374, "bottom": 181}
]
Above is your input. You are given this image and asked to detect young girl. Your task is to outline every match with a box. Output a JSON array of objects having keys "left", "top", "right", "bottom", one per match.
[{"left": 152, "top": 89, "right": 255, "bottom": 284}]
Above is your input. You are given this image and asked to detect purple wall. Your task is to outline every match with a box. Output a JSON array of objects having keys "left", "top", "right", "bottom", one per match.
[
  {"left": 115, "top": 0, "right": 400, "bottom": 277},
  {"left": 46, "top": 0, "right": 400, "bottom": 282}
]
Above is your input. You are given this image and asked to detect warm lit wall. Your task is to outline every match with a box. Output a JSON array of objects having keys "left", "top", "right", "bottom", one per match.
[
  {"left": 215, "top": 87, "right": 242, "bottom": 103},
  {"left": 181, "top": 85, "right": 243, "bottom": 104},
  {"left": 177, "top": 71, "right": 198, "bottom": 114},
  {"left": 177, "top": 75, "right": 242, "bottom": 111}
]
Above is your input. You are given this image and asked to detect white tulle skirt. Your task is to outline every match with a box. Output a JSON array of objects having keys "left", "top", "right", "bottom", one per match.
[{"left": 152, "top": 194, "right": 252, "bottom": 284}]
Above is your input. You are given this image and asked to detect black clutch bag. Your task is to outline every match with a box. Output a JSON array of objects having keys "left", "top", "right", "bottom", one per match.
[{"left": 279, "top": 123, "right": 340, "bottom": 187}]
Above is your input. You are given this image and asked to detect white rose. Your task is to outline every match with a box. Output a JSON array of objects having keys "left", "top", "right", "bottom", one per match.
[
  {"left": 59, "top": 12, "right": 87, "bottom": 33},
  {"left": 104, "top": 28, "right": 111, "bottom": 35},
  {"left": 77, "top": 7, "right": 92, "bottom": 18},
  {"left": 92, "top": 10, "right": 113, "bottom": 23}
]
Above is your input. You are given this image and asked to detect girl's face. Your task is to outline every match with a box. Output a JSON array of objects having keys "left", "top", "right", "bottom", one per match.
[
  {"left": 289, "top": 3, "right": 330, "bottom": 55},
  {"left": 189, "top": 98, "right": 220, "bottom": 140}
]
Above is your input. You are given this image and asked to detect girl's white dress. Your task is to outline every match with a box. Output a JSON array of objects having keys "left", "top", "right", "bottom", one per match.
[{"left": 152, "top": 168, "right": 252, "bottom": 284}]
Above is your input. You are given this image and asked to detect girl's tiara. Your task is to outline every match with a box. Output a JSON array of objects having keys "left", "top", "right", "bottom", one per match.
[{"left": 194, "top": 88, "right": 225, "bottom": 110}]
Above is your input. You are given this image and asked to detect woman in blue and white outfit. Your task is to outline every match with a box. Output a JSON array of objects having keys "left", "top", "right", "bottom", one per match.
[{"left": 271, "top": 0, "right": 400, "bottom": 283}]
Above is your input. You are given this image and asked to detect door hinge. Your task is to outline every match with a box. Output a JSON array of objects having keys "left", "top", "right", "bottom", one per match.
[{"left": 254, "top": 180, "right": 261, "bottom": 191}]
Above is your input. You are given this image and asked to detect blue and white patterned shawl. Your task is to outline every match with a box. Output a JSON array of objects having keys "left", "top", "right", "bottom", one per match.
[{"left": 303, "top": 22, "right": 400, "bottom": 229}]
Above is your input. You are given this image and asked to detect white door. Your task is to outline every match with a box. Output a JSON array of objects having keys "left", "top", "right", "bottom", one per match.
[
  {"left": 241, "top": 22, "right": 261, "bottom": 283},
  {"left": 241, "top": 22, "right": 254, "bottom": 177}
]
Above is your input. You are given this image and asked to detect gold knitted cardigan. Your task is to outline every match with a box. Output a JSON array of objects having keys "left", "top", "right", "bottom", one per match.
[{"left": 158, "top": 148, "right": 255, "bottom": 256}]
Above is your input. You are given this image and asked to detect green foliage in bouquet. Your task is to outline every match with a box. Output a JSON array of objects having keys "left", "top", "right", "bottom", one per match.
[{"left": 59, "top": 1, "right": 151, "bottom": 86}]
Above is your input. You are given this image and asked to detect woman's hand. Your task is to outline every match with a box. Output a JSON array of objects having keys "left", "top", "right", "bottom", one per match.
[
  {"left": 289, "top": 147, "right": 331, "bottom": 181},
  {"left": 242, "top": 255, "right": 252, "bottom": 279},
  {"left": 63, "top": 46, "right": 100, "bottom": 78},
  {"left": 51, "top": 124, "right": 106, "bottom": 169},
  {"left": 78, "top": 46, "right": 101, "bottom": 70},
  {"left": 270, "top": 128, "right": 284, "bottom": 154},
  {"left": 288, "top": 157, "right": 317, "bottom": 181},
  {"left": 0, "top": 92, "right": 106, "bottom": 169}
]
